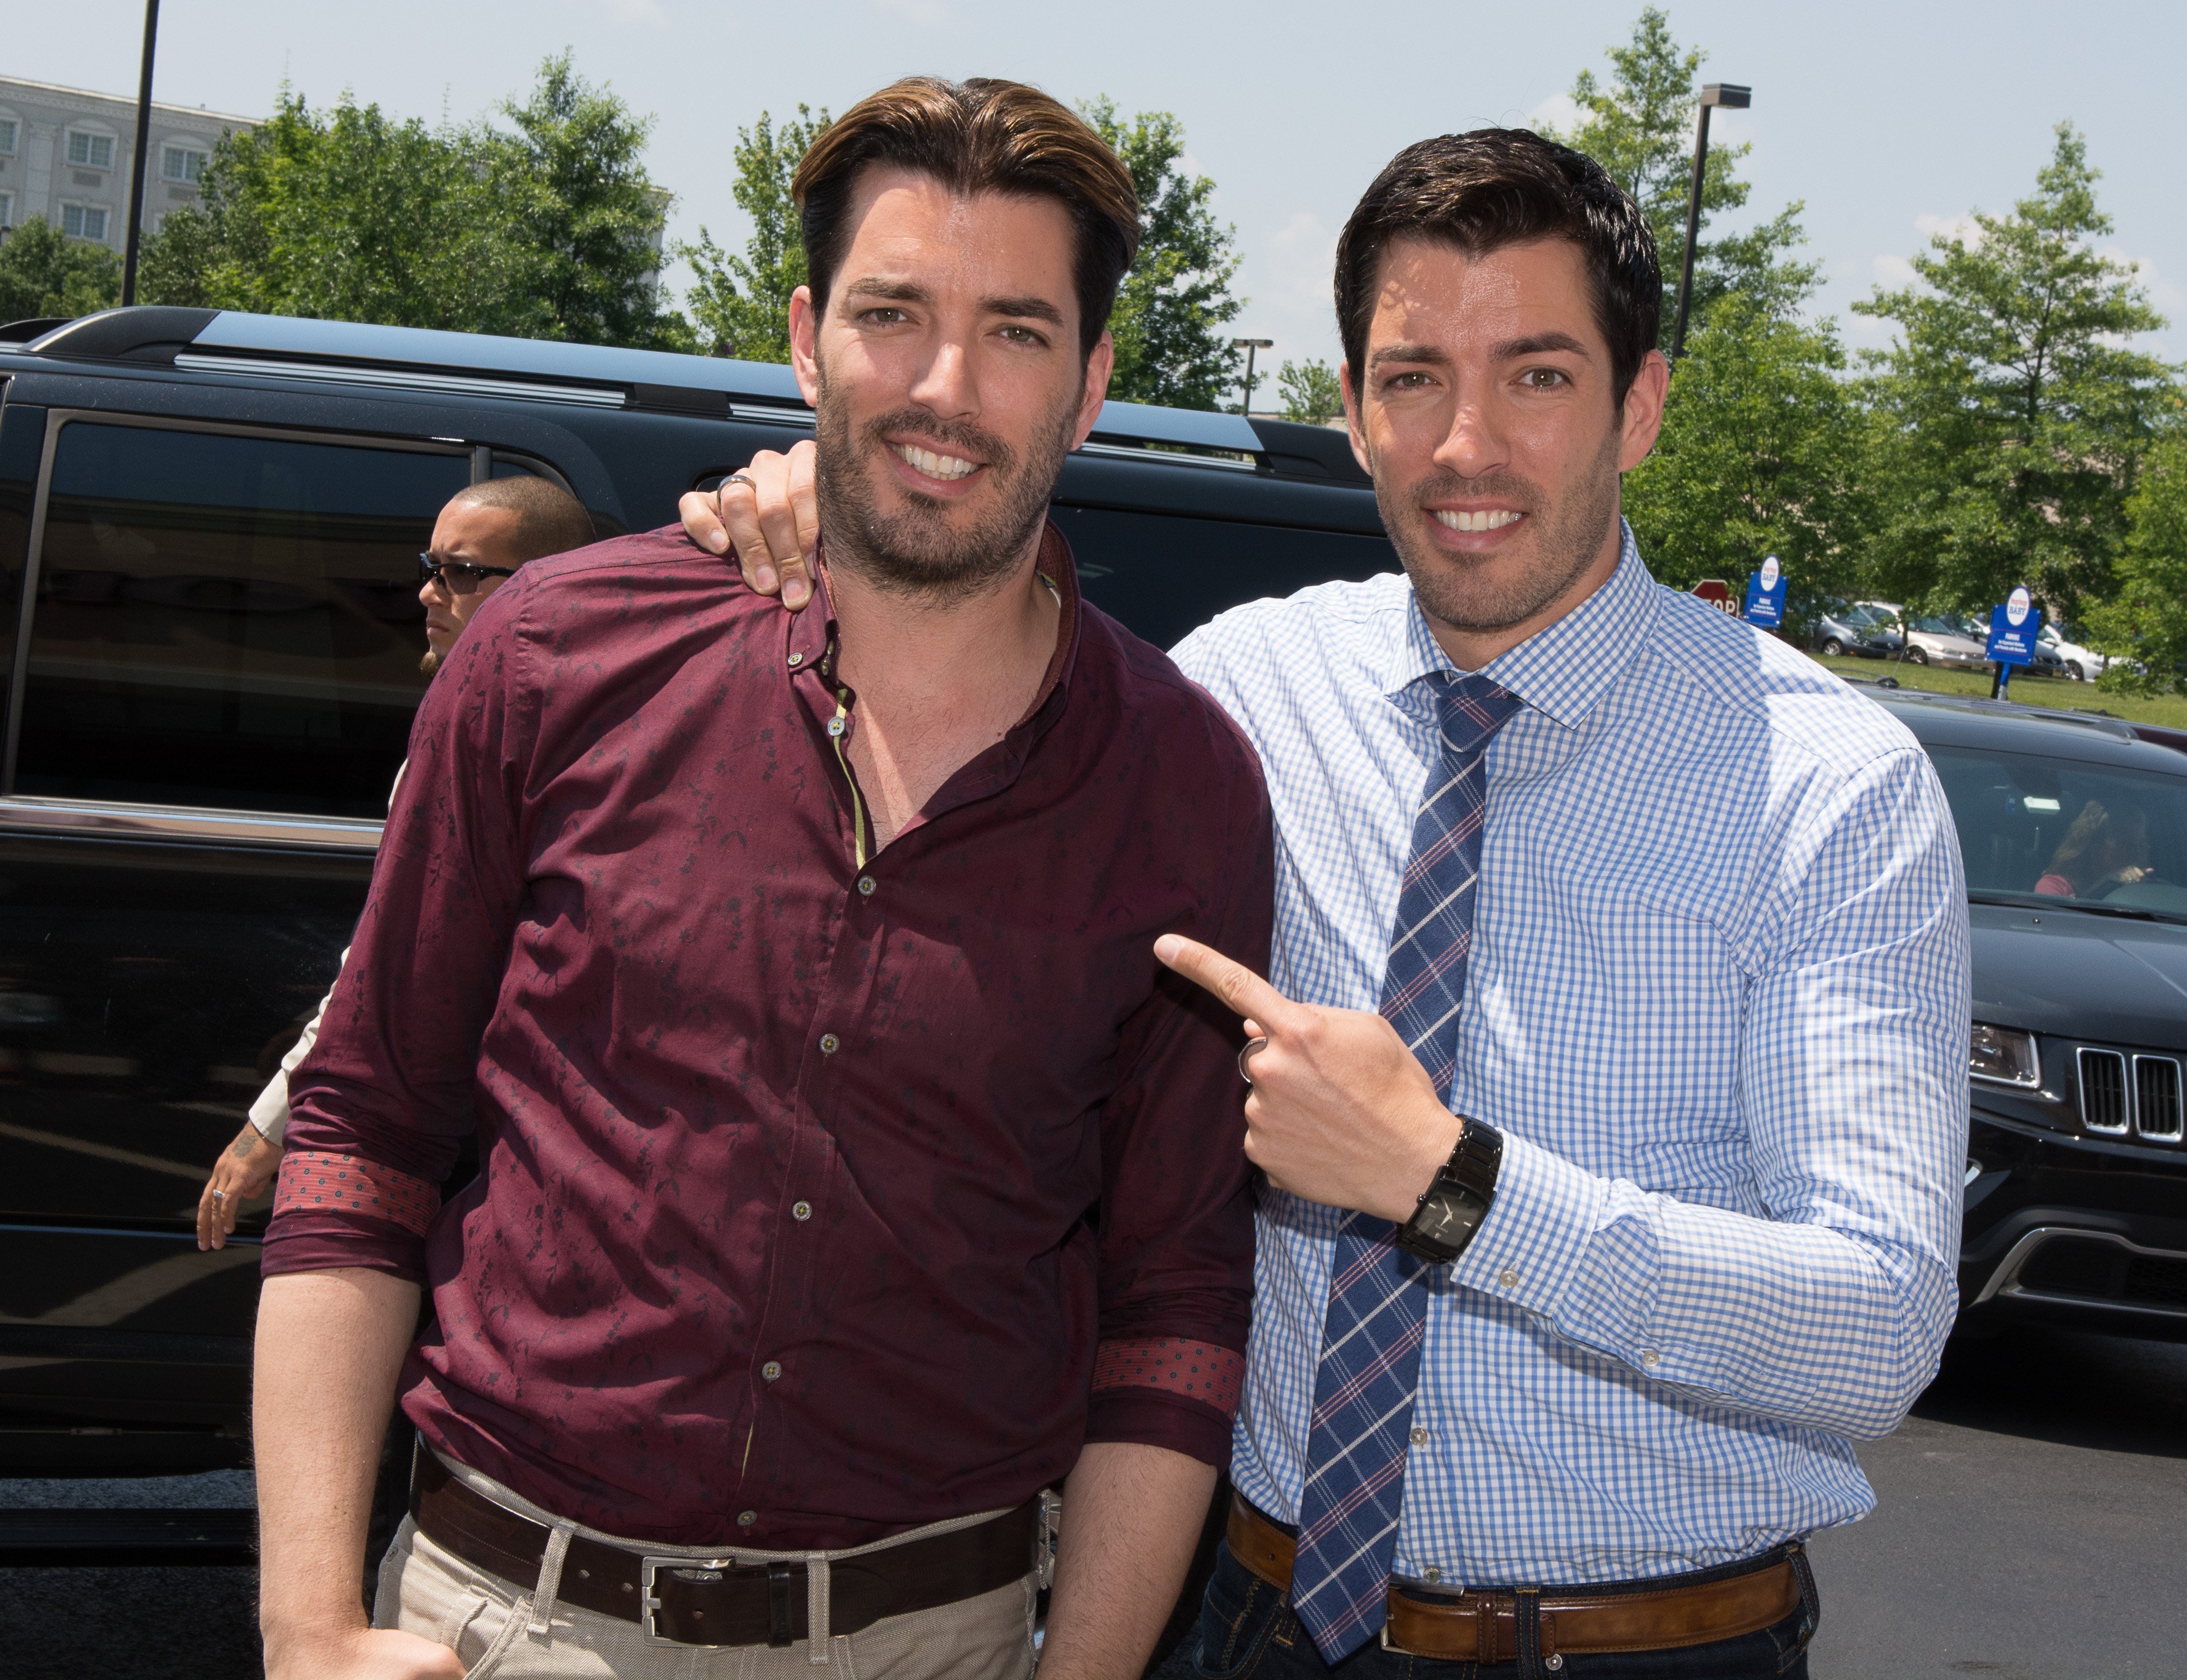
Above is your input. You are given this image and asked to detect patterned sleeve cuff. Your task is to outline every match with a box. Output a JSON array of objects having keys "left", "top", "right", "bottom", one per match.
[
  {"left": 1446, "top": 1129, "right": 1610, "bottom": 1322},
  {"left": 274, "top": 1150, "right": 439, "bottom": 1234}
]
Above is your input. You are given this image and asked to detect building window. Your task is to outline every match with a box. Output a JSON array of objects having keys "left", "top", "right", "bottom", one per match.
[
  {"left": 66, "top": 131, "right": 116, "bottom": 171},
  {"left": 0, "top": 119, "right": 19, "bottom": 156},
  {"left": 61, "top": 203, "right": 109, "bottom": 242},
  {"left": 0, "top": 192, "right": 14, "bottom": 229},
  {"left": 161, "top": 146, "right": 207, "bottom": 184}
]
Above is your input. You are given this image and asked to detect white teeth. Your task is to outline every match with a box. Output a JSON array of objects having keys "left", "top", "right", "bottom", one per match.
[
  {"left": 892, "top": 443, "right": 978, "bottom": 482},
  {"left": 1432, "top": 509, "right": 1523, "bottom": 532}
]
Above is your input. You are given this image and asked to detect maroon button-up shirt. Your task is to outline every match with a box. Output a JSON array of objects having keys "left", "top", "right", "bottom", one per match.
[{"left": 264, "top": 522, "right": 1272, "bottom": 1549}]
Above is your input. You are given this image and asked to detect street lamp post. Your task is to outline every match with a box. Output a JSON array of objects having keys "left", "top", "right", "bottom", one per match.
[
  {"left": 121, "top": 0, "right": 162, "bottom": 307},
  {"left": 1668, "top": 81, "right": 1749, "bottom": 362},
  {"left": 1233, "top": 337, "right": 1273, "bottom": 416}
]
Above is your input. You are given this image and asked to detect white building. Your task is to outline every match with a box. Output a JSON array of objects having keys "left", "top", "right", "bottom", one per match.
[{"left": 0, "top": 76, "right": 255, "bottom": 251}]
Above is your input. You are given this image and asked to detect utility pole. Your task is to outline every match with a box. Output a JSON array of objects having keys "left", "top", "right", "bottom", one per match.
[
  {"left": 1233, "top": 337, "right": 1273, "bottom": 416},
  {"left": 121, "top": 0, "right": 161, "bottom": 307},
  {"left": 1669, "top": 81, "right": 1749, "bottom": 362}
]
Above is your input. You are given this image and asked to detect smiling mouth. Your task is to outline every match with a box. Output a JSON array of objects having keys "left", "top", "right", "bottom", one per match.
[
  {"left": 890, "top": 442, "right": 981, "bottom": 482},
  {"left": 1432, "top": 509, "right": 1524, "bottom": 532}
]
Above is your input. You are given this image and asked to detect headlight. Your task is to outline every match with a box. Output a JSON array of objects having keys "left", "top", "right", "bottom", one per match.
[{"left": 1970, "top": 1023, "right": 2040, "bottom": 1087}]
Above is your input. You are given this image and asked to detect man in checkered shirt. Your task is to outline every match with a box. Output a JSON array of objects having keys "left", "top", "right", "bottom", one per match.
[{"left": 689, "top": 126, "right": 1968, "bottom": 1680}]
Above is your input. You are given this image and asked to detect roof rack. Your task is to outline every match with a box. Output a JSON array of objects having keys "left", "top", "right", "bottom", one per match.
[
  {"left": 11, "top": 306, "right": 1269, "bottom": 462},
  {"left": 1856, "top": 680, "right": 2138, "bottom": 741}
]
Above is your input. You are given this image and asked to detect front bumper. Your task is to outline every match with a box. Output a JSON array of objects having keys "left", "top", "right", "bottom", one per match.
[{"left": 1959, "top": 1106, "right": 2187, "bottom": 1338}]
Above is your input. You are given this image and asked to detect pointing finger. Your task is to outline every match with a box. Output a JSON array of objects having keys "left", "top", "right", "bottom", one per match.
[{"left": 1154, "top": 935, "right": 1302, "bottom": 1034}]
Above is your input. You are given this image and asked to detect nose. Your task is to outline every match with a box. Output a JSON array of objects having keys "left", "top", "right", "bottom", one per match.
[
  {"left": 905, "top": 334, "right": 980, "bottom": 424},
  {"left": 419, "top": 575, "right": 445, "bottom": 609},
  {"left": 1430, "top": 381, "right": 1511, "bottom": 482}
]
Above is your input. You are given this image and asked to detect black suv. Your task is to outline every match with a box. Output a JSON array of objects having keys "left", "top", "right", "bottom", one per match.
[
  {"left": 1866, "top": 687, "right": 2187, "bottom": 1340},
  {"left": 0, "top": 306, "right": 1395, "bottom": 1479}
]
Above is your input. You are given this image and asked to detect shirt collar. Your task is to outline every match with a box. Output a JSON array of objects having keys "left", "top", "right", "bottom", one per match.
[{"left": 1375, "top": 520, "right": 1658, "bottom": 730}]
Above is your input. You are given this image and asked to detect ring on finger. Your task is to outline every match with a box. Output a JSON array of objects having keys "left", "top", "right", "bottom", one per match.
[
  {"left": 724, "top": 472, "right": 755, "bottom": 492},
  {"left": 210, "top": 1189, "right": 226, "bottom": 1202},
  {"left": 1238, "top": 1037, "right": 1269, "bottom": 1086}
]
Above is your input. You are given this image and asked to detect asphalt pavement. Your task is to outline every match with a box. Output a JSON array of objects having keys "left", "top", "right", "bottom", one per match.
[{"left": 4, "top": 1326, "right": 2183, "bottom": 1679}]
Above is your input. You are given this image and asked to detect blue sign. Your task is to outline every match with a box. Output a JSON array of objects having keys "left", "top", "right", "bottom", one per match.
[
  {"left": 1743, "top": 555, "right": 1787, "bottom": 629},
  {"left": 1985, "top": 585, "right": 2042, "bottom": 666}
]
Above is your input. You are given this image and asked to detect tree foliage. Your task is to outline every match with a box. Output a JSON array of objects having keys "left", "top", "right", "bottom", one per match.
[
  {"left": 1275, "top": 358, "right": 1345, "bottom": 425},
  {"left": 141, "top": 59, "right": 685, "bottom": 348},
  {"left": 683, "top": 106, "right": 830, "bottom": 363},
  {"left": 1854, "top": 123, "right": 2170, "bottom": 620},
  {"left": 0, "top": 217, "right": 121, "bottom": 321},
  {"left": 2087, "top": 408, "right": 2187, "bottom": 692},
  {"left": 1079, "top": 99, "right": 1245, "bottom": 410}
]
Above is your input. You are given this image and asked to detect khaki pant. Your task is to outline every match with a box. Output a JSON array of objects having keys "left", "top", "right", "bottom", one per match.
[{"left": 373, "top": 1459, "right": 1039, "bottom": 1680}]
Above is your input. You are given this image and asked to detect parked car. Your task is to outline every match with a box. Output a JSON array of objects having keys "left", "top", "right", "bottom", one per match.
[
  {"left": 1902, "top": 613, "right": 1991, "bottom": 670},
  {"left": 0, "top": 306, "right": 1397, "bottom": 1485},
  {"left": 2038, "top": 620, "right": 2111, "bottom": 682},
  {"left": 1858, "top": 684, "right": 2187, "bottom": 1340},
  {"left": 1812, "top": 599, "right": 1902, "bottom": 660}
]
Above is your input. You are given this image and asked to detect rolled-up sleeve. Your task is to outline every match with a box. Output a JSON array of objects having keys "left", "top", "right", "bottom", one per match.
[
  {"left": 262, "top": 585, "right": 537, "bottom": 1282},
  {"left": 1086, "top": 722, "right": 1273, "bottom": 1468},
  {"left": 1451, "top": 745, "right": 1971, "bottom": 1439}
]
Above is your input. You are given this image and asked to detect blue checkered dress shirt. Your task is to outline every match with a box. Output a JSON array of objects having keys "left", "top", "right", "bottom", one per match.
[{"left": 1170, "top": 527, "right": 1970, "bottom": 1589}]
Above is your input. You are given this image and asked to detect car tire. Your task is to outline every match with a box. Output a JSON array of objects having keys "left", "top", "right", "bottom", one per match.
[
  {"left": 1905, "top": 649, "right": 1928, "bottom": 666},
  {"left": 2069, "top": 661, "right": 2087, "bottom": 682},
  {"left": 1820, "top": 638, "right": 1845, "bottom": 657}
]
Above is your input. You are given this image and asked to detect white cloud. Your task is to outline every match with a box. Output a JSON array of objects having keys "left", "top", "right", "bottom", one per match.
[
  {"left": 1871, "top": 253, "right": 1918, "bottom": 289},
  {"left": 2100, "top": 245, "right": 2187, "bottom": 314},
  {"left": 585, "top": 0, "right": 665, "bottom": 21},
  {"left": 1914, "top": 211, "right": 1981, "bottom": 249},
  {"left": 1527, "top": 91, "right": 1581, "bottom": 135},
  {"left": 1235, "top": 209, "right": 1343, "bottom": 372}
]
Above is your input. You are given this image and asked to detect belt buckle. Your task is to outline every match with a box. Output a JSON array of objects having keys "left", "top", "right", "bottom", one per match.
[{"left": 639, "top": 1555, "right": 737, "bottom": 1648}]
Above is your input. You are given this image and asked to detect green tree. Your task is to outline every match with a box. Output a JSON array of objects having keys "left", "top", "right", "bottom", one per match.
[
  {"left": 142, "top": 62, "right": 687, "bottom": 349},
  {"left": 2087, "top": 409, "right": 2187, "bottom": 692},
  {"left": 1854, "top": 123, "right": 2170, "bottom": 620},
  {"left": 1545, "top": 9, "right": 1813, "bottom": 342},
  {"left": 682, "top": 106, "right": 830, "bottom": 362},
  {"left": 492, "top": 54, "right": 690, "bottom": 350},
  {"left": 0, "top": 217, "right": 121, "bottom": 320},
  {"left": 1080, "top": 99, "right": 1244, "bottom": 409},
  {"left": 1275, "top": 358, "right": 1344, "bottom": 425},
  {"left": 1623, "top": 288, "right": 1861, "bottom": 595}
]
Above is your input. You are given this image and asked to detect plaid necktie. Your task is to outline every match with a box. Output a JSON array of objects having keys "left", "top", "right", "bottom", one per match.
[{"left": 1288, "top": 670, "right": 1521, "bottom": 1661}]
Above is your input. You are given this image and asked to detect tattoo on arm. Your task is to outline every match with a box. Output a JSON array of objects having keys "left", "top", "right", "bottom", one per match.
[{"left": 231, "top": 1134, "right": 261, "bottom": 1162}]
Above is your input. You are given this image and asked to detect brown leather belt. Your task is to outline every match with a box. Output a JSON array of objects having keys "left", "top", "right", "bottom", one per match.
[
  {"left": 1225, "top": 1494, "right": 1805, "bottom": 1664},
  {"left": 411, "top": 1450, "right": 1040, "bottom": 1648}
]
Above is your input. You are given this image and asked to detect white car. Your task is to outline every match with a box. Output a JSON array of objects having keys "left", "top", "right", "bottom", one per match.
[{"left": 2038, "top": 622, "right": 2109, "bottom": 682}]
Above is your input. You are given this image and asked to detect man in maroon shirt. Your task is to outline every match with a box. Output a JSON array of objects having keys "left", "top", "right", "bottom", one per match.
[{"left": 252, "top": 77, "right": 1271, "bottom": 1680}]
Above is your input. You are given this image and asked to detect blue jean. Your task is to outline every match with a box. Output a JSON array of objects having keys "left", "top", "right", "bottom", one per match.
[{"left": 1183, "top": 1539, "right": 1818, "bottom": 1680}]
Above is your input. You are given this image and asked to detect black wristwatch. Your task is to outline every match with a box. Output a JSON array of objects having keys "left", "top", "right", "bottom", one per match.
[{"left": 1392, "top": 1120, "right": 1503, "bottom": 1264}]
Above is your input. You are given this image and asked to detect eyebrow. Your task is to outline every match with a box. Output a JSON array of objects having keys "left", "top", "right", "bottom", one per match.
[
  {"left": 1367, "top": 331, "right": 1593, "bottom": 371},
  {"left": 840, "top": 277, "right": 1067, "bottom": 328}
]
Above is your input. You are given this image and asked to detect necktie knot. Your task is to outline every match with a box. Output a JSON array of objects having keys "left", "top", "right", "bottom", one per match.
[{"left": 1428, "top": 670, "right": 1523, "bottom": 758}]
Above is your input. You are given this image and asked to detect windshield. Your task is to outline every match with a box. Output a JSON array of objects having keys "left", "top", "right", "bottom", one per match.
[
  {"left": 1915, "top": 615, "right": 1968, "bottom": 639},
  {"left": 1929, "top": 745, "right": 2187, "bottom": 923},
  {"left": 1843, "top": 605, "right": 1890, "bottom": 629}
]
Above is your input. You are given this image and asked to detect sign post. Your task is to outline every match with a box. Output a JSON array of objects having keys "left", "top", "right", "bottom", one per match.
[
  {"left": 1742, "top": 555, "right": 1787, "bottom": 632},
  {"left": 1984, "top": 584, "right": 2041, "bottom": 700}
]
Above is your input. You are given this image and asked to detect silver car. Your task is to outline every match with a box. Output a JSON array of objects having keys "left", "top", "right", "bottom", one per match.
[{"left": 1903, "top": 614, "right": 1991, "bottom": 670}]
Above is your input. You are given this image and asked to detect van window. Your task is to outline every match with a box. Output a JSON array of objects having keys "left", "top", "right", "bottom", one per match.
[
  {"left": 1047, "top": 505, "right": 1397, "bottom": 653},
  {"left": 14, "top": 422, "right": 469, "bottom": 816}
]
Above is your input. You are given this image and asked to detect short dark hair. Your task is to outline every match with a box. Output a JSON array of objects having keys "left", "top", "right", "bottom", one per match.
[
  {"left": 1334, "top": 128, "right": 1661, "bottom": 409},
  {"left": 793, "top": 77, "right": 1140, "bottom": 359},
  {"left": 449, "top": 475, "right": 596, "bottom": 564}
]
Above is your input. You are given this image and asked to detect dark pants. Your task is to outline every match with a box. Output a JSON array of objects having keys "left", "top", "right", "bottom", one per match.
[{"left": 1184, "top": 1539, "right": 1818, "bottom": 1680}]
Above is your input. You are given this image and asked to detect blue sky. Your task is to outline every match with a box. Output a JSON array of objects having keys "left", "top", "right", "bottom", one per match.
[{"left": 17, "top": 0, "right": 2187, "bottom": 377}]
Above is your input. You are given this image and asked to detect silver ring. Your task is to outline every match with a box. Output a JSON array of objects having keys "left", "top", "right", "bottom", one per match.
[
  {"left": 724, "top": 472, "right": 756, "bottom": 492},
  {"left": 1238, "top": 1037, "right": 1268, "bottom": 1085},
  {"left": 210, "top": 1189, "right": 226, "bottom": 1201}
]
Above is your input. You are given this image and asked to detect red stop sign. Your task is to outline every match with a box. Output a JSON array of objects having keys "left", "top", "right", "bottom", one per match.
[{"left": 1692, "top": 580, "right": 1736, "bottom": 615}]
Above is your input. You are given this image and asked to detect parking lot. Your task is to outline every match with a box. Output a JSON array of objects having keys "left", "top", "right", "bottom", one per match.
[{"left": 1, "top": 1325, "right": 2180, "bottom": 1679}]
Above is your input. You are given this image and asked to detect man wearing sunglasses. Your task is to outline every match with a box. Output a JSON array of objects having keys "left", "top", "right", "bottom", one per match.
[{"left": 196, "top": 475, "right": 595, "bottom": 1250}]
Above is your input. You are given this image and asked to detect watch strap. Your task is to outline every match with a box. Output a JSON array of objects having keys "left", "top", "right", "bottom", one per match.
[{"left": 1392, "top": 1120, "right": 1503, "bottom": 1264}]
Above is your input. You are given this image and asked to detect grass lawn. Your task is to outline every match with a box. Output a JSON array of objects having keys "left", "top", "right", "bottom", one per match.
[{"left": 1807, "top": 652, "right": 2187, "bottom": 731}]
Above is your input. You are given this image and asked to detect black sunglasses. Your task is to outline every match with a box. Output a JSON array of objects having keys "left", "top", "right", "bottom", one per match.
[{"left": 419, "top": 553, "right": 519, "bottom": 595}]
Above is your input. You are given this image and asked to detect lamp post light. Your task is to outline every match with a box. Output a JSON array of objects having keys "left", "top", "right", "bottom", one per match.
[
  {"left": 1233, "top": 338, "right": 1273, "bottom": 416},
  {"left": 1668, "top": 81, "right": 1749, "bottom": 363},
  {"left": 121, "top": 0, "right": 161, "bottom": 307}
]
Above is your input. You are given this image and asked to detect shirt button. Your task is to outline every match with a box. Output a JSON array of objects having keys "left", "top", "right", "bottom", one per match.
[
  {"left": 1641, "top": 1349, "right": 1660, "bottom": 1367},
  {"left": 819, "top": 1033, "right": 840, "bottom": 1055},
  {"left": 1499, "top": 1269, "right": 1519, "bottom": 1289},
  {"left": 792, "top": 1201, "right": 812, "bottom": 1222},
  {"left": 787, "top": 651, "right": 804, "bottom": 667},
  {"left": 1422, "top": 1566, "right": 1443, "bottom": 1583},
  {"left": 737, "top": 1510, "right": 757, "bottom": 1528},
  {"left": 857, "top": 875, "right": 876, "bottom": 897},
  {"left": 1409, "top": 1426, "right": 1429, "bottom": 1446},
  {"left": 826, "top": 716, "right": 846, "bottom": 738},
  {"left": 762, "top": 1360, "right": 782, "bottom": 1382}
]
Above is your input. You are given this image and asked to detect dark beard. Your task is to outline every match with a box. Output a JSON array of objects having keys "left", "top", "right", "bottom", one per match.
[
  {"left": 1378, "top": 424, "right": 1623, "bottom": 637},
  {"left": 419, "top": 647, "right": 441, "bottom": 678},
  {"left": 812, "top": 370, "right": 1079, "bottom": 605}
]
